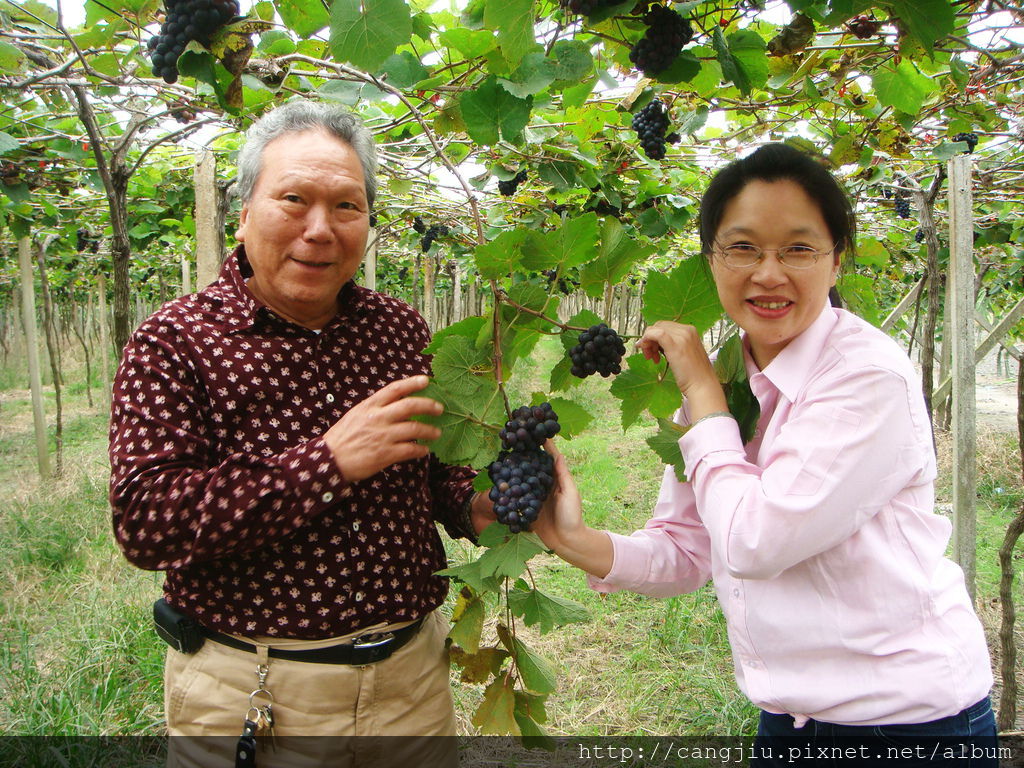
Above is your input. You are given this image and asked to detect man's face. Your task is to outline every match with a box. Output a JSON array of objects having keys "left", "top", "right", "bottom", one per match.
[{"left": 236, "top": 129, "right": 370, "bottom": 329}]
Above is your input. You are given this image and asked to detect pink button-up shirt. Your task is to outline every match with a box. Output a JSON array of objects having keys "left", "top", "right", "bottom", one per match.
[{"left": 591, "top": 305, "right": 991, "bottom": 726}]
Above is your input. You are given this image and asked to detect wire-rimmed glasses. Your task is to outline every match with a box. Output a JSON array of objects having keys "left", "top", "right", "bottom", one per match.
[{"left": 714, "top": 242, "right": 838, "bottom": 270}]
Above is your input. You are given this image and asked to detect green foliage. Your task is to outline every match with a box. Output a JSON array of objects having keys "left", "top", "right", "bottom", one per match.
[{"left": 1, "top": 0, "right": 1022, "bottom": 741}]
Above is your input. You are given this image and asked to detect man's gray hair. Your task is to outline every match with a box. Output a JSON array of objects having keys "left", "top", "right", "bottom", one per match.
[{"left": 235, "top": 100, "right": 378, "bottom": 207}]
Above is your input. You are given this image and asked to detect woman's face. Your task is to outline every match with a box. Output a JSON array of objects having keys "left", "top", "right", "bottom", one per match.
[{"left": 710, "top": 179, "right": 840, "bottom": 370}]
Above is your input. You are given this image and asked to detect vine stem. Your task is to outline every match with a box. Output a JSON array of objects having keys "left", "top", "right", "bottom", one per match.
[{"left": 499, "top": 291, "right": 639, "bottom": 340}]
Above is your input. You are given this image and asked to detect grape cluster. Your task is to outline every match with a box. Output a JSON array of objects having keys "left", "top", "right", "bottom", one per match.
[
  {"left": 420, "top": 224, "right": 449, "bottom": 252},
  {"left": 914, "top": 229, "right": 926, "bottom": 244},
  {"left": 413, "top": 216, "right": 426, "bottom": 234},
  {"left": 953, "top": 132, "right": 978, "bottom": 153},
  {"left": 894, "top": 197, "right": 911, "bottom": 220},
  {"left": 76, "top": 228, "right": 100, "bottom": 253},
  {"left": 558, "top": 0, "right": 619, "bottom": 18},
  {"left": 498, "top": 170, "right": 528, "bottom": 197},
  {"left": 569, "top": 323, "right": 627, "bottom": 378},
  {"left": 628, "top": 6, "right": 694, "bottom": 77},
  {"left": 631, "top": 99, "right": 673, "bottom": 160},
  {"left": 487, "top": 403, "right": 562, "bottom": 532},
  {"left": 500, "top": 403, "right": 561, "bottom": 452},
  {"left": 486, "top": 449, "right": 555, "bottom": 534},
  {"left": 846, "top": 15, "right": 881, "bottom": 39},
  {"left": 147, "top": 0, "right": 240, "bottom": 84}
]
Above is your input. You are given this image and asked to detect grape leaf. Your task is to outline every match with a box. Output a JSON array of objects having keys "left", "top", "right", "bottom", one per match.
[
  {"left": 438, "top": 28, "right": 497, "bottom": 59},
  {"left": 476, "top": 531, "right": 547, "bottom": 581},
  {"left": 460, "top": 76, "right": 533, "bottom": 146},
  {"left": 872, "top": 60, "right": 937, "bottom": 115},
  {"left": 329, "top": 0, "right": 411, "bottom": 73},
  {"left": 548, "top": 356, "right": 582, "bottom": 394},
  {"left": 520, "top": 213, "right": 599, "bottom": 272},
  {"left": 609, "top": 354, "right": 682, "bottom": 429},
  {"left": 579, "top": 218, "right": 655, "bottom": 298},
  {"left": 429, "top": 335, "right": 495, "bottom": 397},
  {"left": 0, "top": 131, "right": 21, "bottom": 156},
  {"left": 549, "top": 40, "right": 593, "bottom": 87},
  {"left": 514, "top": 690, "right": 549, "bottom": 725},
  {"left": 887, "top": 0, "right": 955, "bottom": 54},
  {"left": 714, "top": 28, "right": 765, "bottom": 95},
  {"left": 417, "top": 378, "right": 504, "bottom": 468},
  {"left": 497, "top": 52, "right": 555, "bottom": 98},
  {"left": 498, "top": 626, "right": 557, "bottom": 695},
  {"left": 472, "top": 677, "right": 520, "bottom": 735},
  {"left": 448, "top": 586, "right": 485, "bottom": 653},
  {"left": 537, "top": 161, "right": 582, "bottom": 191},
  {"left": 436, "top": 560, "right": 501, "bottom": 594},
  {"left": 531, "top": 394, "right": 592, "bottom": 440},
  {"left": 473, "top": 470, "right": 492, "bottom": 494},
  {"left": 714, "top": 335, "right": 760, "bottom": 443},
  {"left": 508, "top": 581, "right": 590, "bottom": 633},
  {"left": 503, "top": 281, "right": 557, "bottom": 329},
  {"left": 646, "top": 417, "right": 689, "bottom": 482},
  {"left": 275, "top": 0, "right": 329, "bottom": 37},
  {"left": 514, "top": 693, "right": 556, "bottom": 750},
  {"left": 379, "top": 50, "right": 428, "bottom": 88},
  {"left": 712, "top": 333, "right": 746, "bottom": 384},
  {"left": 474, "top": 228, "right": 528, "bottom": 280},
  {"left": 450, "top": 646, "right": 509, "bottom": 684},
  {"left": 483, "top": 0, "right": 535, "bottom": 70},
  {"left": 642, "top": 257, "right": 722, "bottom": 332},
  {"left": 423, "top": 315, "right": 488, "bottom": 355}
]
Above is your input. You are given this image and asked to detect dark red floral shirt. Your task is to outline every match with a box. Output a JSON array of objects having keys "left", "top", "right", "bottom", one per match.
[{"left": 110, "top": 246, "right": 476, "bottom": 639}]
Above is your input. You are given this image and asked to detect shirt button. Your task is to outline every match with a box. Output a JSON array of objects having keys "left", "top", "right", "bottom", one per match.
[
  {"left": 355, "top": 591, "right": 365, "bottom": 602},
  {"left": 733, "top": 588, "right": 740, "bottom": 598},
  {"left": 322, "top": 491, "right": 334, "bottom": 503},
  {"left": 747, "top": 660, "right": 759, "bottom": 669},
  {"left": 326, "top": 393, "right": 335, "bottom": 403}
]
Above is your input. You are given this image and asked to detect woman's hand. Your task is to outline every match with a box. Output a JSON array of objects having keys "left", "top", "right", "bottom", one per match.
[
  {"left": 532, "top": 441, "right": 614, "bottom": 579},
  {"left": 637, "top": 321, "right": 729, "bottom": 420}
]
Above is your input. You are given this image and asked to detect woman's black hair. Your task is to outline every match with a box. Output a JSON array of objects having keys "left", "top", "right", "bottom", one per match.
[{"left": 698, "top": 143, "right": 857, "bottom": 264}]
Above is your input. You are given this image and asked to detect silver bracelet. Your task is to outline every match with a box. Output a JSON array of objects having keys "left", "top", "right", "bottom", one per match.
[{"left": 690, "top": 410, "right": 735, "bottom": 428}]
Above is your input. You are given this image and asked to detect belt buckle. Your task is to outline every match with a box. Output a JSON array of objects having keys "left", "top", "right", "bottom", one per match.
[
  {"left": 351, "top": 631, "right": 395, "bottom": 664},
  {"left": 351, "top": 631, "right": 395, "bottom": 650}
]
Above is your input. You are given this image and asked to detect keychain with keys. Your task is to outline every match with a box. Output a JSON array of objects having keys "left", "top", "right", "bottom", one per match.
[
  {"left": 235, "top": 710, "right": 260, "bottom": 768},
  {"left": 259, "top": 700, "right": 277, "bottom": 752},
  {"left": 235, "top": 662, "right": 276, "bottom": 768}
]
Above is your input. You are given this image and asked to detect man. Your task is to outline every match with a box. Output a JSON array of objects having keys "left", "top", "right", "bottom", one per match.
[{"left": 109, "top": 100, "right": 492, "bottom": 766}]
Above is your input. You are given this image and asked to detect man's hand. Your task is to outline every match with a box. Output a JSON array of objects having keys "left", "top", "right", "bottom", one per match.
[{"left": 323, "top": 375, "right": 443, "bottom": 483}]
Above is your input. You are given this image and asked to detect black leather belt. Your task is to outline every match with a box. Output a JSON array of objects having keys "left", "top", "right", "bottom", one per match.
[{"left": 201, "top": 617, "right": 425, "bottom": 665}]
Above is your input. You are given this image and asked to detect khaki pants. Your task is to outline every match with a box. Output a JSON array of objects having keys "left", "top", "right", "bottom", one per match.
[{"left": 164, "top": 611, "right": 457, "bottom": 768}]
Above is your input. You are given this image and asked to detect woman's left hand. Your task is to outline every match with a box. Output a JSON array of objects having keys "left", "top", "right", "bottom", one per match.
[{"left": 637, "top": 321, "right": 729, "bottom": 419}]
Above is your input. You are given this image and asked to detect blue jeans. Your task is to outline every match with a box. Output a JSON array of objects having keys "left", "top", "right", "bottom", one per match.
[{"left": 752, "top": 698, "right": 999, "bottom": 767}]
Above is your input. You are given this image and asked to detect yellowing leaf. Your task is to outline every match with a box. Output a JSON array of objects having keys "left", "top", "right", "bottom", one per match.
[
  {"left": 448, "top": 587, "right": 485, "bottom": 653},
  {"left": 472, "top": 677, "right": 520, "bottom": 735}
]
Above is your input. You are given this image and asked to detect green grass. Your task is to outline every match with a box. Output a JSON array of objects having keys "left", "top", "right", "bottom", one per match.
[{"left": 0, "top": 336, "right": 1021, "bottom": 741}]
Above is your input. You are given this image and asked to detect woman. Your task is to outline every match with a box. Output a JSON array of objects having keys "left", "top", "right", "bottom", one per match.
[{"left": 535, "top": 144, "right": 997, "bottom": 766}]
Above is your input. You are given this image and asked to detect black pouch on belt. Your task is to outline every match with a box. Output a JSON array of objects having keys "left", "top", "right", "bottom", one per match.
[{"left": 153, "top": 598, "right": 205, "bottom": 654}]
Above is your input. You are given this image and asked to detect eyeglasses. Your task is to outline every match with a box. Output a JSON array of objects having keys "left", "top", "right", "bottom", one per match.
[{"left": 714, "top": 242, "right": 837, "bottom": 270}]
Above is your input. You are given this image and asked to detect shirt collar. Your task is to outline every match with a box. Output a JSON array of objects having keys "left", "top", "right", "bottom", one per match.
[
  {"left": 220, "top": 245, "right": 370, "bottom": 333},
  {"left": 744, "top": 303, "right": 838, "bottom": 403}
]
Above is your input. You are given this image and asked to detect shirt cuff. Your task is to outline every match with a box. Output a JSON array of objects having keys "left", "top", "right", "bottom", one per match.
[
  {"left": 586, "top": 530, "right": 648, "bottom": 593},
  {"left": 277, "top": 437, "right": 352, "bottom": 515},
  {"left": 679, "top": 414, "right": 745, "bottom": 477}
]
